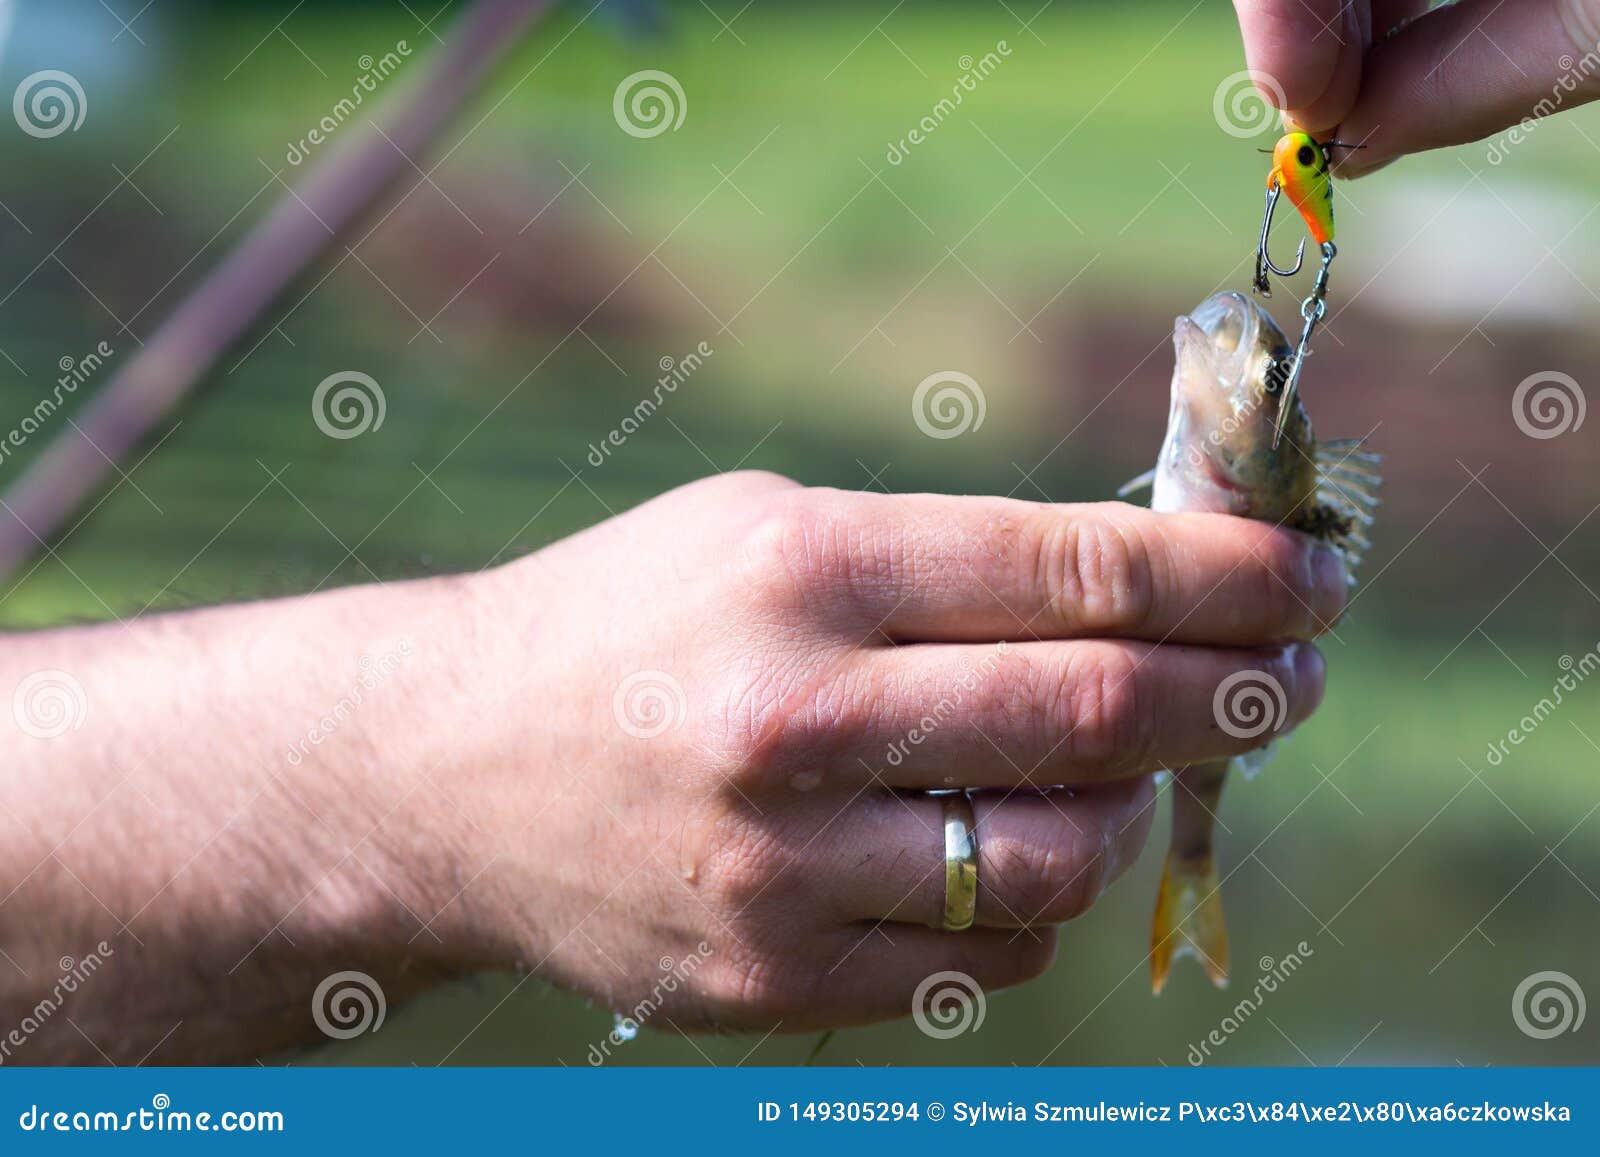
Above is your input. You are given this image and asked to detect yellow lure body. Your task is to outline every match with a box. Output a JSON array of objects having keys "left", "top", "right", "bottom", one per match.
[{"left": 1268, "top": 131, "right": 1335, "bottom": 246}]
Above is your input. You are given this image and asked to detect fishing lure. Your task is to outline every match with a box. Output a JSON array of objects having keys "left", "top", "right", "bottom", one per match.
[{"left": 1251, "top": 131, "right": 1361, "bottom": 447}]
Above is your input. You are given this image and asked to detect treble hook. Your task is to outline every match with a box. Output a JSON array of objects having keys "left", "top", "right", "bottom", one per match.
[
  {"left": 1252, "top": 180, "right": 1304, "bottom": 297},
  {"left": 1271, "top": 240, "right": 1337, "bottom": 449}
]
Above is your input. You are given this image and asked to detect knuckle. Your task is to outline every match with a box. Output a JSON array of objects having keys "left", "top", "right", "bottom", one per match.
[
  {"left": 1058, "top": 644, "right": 1151, "bottom": 775},
  {"left": 706, "top": 659, "right": 787, "bottom": 785},
  {"left": 710, "top": 658, "right": 869, "bottom": 792},
  {"left": 683, "top": 469, "right": 800, "bottom": 507},
  {"left": 738, "top": 495, "right": 832, "bottom": 606},
  {"left": 1037, "top": 509, "right": 1157, "bottom": 633},
  {"left": 716, "top": 468, "right": 800, "bottom": 495},
  {"left": 736, "top": 491, "right": 875, "bottom": 620},
  {"left": 706, "top": 814, "right": 792, "bottom": 911}
]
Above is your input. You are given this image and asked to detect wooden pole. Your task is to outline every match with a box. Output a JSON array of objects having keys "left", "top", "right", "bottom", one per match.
[{"left": 0, "top": 0, "right": 560, "bottom": 581}]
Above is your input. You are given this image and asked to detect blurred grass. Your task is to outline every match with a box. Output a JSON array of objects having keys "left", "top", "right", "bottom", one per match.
[{"left": 1, "top": 0, "right": 1597, "bottom": 1065}]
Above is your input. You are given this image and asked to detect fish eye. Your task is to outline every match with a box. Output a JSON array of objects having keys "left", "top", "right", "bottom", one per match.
[{"left": 1296, "top": 144, "right": 1316, "bottom": 167}]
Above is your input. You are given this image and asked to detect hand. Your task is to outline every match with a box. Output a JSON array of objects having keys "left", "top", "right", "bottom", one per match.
[
  {"left": 467, "top": 472, "right": 1347, "bottom": 1035},
  {"left": 0, "top": 471, "right": 1347, "bottom": 1060},
  {"left": 1233, "top": 0, "right": 1600, "bottom": 175}
]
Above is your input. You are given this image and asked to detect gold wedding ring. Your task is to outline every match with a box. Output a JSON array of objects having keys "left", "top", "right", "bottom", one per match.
[{"left": 937, "top": 790, "right": 979, "bottom": 932}]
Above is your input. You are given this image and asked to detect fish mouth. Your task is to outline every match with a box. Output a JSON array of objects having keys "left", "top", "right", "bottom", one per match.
[{"left": 1187, "top": 291, "right": 1258, "bottom": 359}]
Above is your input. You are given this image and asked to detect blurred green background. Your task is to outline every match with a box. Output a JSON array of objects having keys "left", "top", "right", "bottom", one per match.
[{"left": 2, "top": 0, "right": 1597, "bottom": 1065}]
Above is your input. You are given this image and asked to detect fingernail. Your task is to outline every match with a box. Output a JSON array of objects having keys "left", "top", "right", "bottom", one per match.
[
  {"left": 1099, "top": 827, "right": 1123, "bottom": 889},
  {"left": 1309, "top": 542, "right": 1349, "bottom": 634},
  {"left": 1289, "top": 643, "right": 1326, "bottom": 719},
  {"left": 1342, "top": 0, "right": 1361, "bottom": 43}
]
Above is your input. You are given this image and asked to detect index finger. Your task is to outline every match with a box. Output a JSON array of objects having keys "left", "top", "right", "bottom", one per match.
[
  {"left": 791, "top": 492, "right": 1348, "bottom": 646},
  {"left": 1335, "top": 0, "right": 1600, "bottom": 177}
]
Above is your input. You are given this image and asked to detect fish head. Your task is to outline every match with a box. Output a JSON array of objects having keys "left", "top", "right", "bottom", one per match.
[{"left": 1160, "top": 291, "right": 1313, "bottom": 513}]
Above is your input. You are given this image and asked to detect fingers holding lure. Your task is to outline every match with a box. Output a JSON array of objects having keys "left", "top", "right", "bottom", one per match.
[{"left": 1250, "top": 131, "right": 1363, "bottom": 448}]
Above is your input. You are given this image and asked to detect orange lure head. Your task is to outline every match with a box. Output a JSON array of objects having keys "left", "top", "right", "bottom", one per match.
[{"left": 1268, "top": 131, "right": 1335, "bottom": 245}]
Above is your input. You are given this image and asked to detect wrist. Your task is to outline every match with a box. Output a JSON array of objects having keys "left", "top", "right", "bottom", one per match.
[
  {"left": 343, "top": 564, "right": 555, "bottom": 975},
  {"left": 268, "top": 571, "right": 510, "bottom": 980}
]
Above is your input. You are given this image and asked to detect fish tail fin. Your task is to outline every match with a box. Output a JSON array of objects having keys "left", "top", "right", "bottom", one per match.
[{"left": 1150, "top": 852, "right": 1230, "bottom": 994}]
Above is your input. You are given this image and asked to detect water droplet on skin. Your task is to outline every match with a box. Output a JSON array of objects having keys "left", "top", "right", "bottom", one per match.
[{"left": 678, "top": 810, "right": 717, "bottom": 882}]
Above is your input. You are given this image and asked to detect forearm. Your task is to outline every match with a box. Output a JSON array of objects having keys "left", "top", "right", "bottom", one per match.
[{"left": 0, "top": 572, "right": 507, "bottom": 1063}]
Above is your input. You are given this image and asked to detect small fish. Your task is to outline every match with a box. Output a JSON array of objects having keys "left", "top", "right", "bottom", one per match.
[{"left": 1122, "top": 290, "right": 1381, "bottom": 993}]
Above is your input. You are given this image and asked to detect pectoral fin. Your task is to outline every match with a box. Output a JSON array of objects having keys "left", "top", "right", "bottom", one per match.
[
  {"left": 1117, "top": 467, "right": 1157, "bottom": 499},
  {"left": 1296, "top": 439, "right": 1384, "bottom": 574}
]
